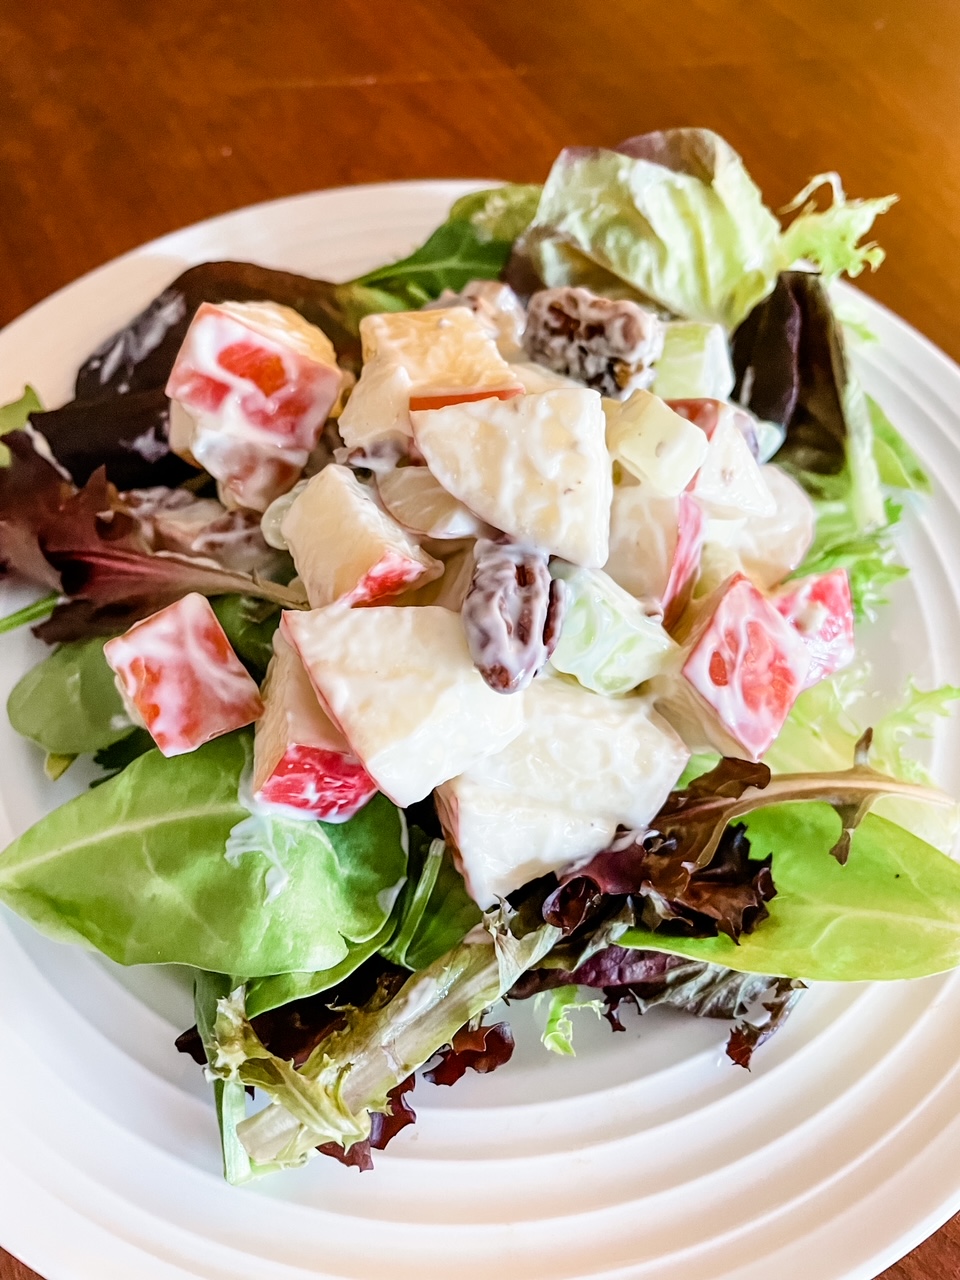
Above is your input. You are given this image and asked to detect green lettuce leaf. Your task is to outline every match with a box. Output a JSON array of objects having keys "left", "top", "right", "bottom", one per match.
[
  {"left": 208, "top": 912, "right": 561, "bottom": 1165},
  {"left": 244, "top": 917, "right": 398, "bottom": 1019},
  {"left": 620, "top": 804, "right": 960, "bottom": 981},
  {"left": 779, "top": 173, "right": 896, "bottom": 283},
  {"left": 795, "top": 493, "right": 907, "bottom": 622},
  {"left": 0, "top": 385, "right": 43, "bottom": 466},
  {"left": 520, "top": 132, "right": 783, "bottom": 329},
  {"left": 91, "top": 728, "right": 154, "bottom": 783},
  {"left": 0, "top": 591, "right": 59, "bottom": 636},
  {"left": 210, "top": 595, "right": 281, "bottom": 680},
  {"left": 194, "top": 969, "right": 289, "bottom": 1184},
  {"left": 538, "top": 984, "right": 603, "bottom": 1056},
  {"left": 7, "top": 635, "right": 132, "bottom": 756},
  {"left": 868, "top": 393, "right": 931, "bottom": 493},
  {"left": 354, "top": 184, "right": 541, "bottom": 308},
  {"left": 517, "top": 131, "right": 893, "bottom": 331},
  {"left": 0, "top": 733, "right": 407, "bottom": 976},
  {"left": 766, "top": 672, "right": 960, "bottom": 852}
]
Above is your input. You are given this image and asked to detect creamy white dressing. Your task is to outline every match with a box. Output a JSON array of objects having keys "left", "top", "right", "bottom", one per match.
[
  {"left": 282, "top": 605, "right": 525, "bottom": 807},
  {"left": 411, "top": 389, "right": 613, "bottom": 568},
  {"left": 280, "top": 465, "right": 441, "bottom": 607},
  {"left": 166, "top": 301, "right": 343, "bottom": 511}
]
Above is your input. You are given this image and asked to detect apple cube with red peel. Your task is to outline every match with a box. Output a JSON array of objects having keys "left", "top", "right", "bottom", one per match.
[
  {"left": 280, "top": 464, "right": 442, "bottom": 607},
  {"left": 103, "top": 592, "right": 263, "bottom": 758},
  {"left": 252, "top": 632, "right": 377, "bottom": 821},
  {"left": 670, "top": 398, "right": 775, "bottom": 518},
  {"left": 166, "top": 300, "right": 343, "bottom": 512},
  {"left": 703, "top": 464, "right": 816, "bottom": 590},
  {"left": 338, "top": 309, "right": 524, "bottom": 465},
  {"left": 773, "top": 568, "right": 855, "bottom": 689},
  {"left": 605, "top": 477, "right": 704, "bottom": 626},
  {"left": 654, "top": 574, "right": 810, "bottom": 761},
  {"left": 281, "top": 605, "right": 525, "bottom": 807}
]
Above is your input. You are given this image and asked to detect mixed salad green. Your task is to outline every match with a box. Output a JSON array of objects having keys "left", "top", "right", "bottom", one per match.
[{"left": 1, "top": 127, "right": 959, "bottom": 1183}]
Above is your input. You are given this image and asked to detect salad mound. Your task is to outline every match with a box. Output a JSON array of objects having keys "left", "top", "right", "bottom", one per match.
[{"left": 1, "top": 127, "right": 959, "bottom": 1183}]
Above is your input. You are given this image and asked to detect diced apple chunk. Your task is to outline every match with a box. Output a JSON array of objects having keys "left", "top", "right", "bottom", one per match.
[
  {"left": 280, "top": 464, "right": 442, "bottom": 607},
  {"left": 166, "top": 301, "right": 343, "bottom": 512},
  {"left": 604, "top": 477, "right": 704, "bottom": 626},
  {"left": 252, "top": 632, "right": 377, "bottom": 820},
  {"left": 338, "top": 309, "right": 523, "bottom": 464},
  {"left": 703, "top": 464, "right": 816, "bottom": 590},
  {"left": 411, "top": 389, "right": 613, "bottom": 568},
  {"left": 103, "top": 592, "right": 263, "bottom": 758},
  {"left": 376, "top": 466, "right": 492, "bottom": 540},
  {"left": 606, "top": 390, "right": 709, "bottom": 496},
  {"left": 671, "top": 399, "right": 776, "bottom": 518},
  {"left": 281, "top": 605, "right": 525, "bottom": 807},
  {"left": 436, "top": 674, "right": 689, "bottom": 906},
  {"left": 436, "top": 780, "right": 614, "bottom": 910},
  {"left": 773, "top": 568, "right": 855, "bottom": 689},
  {"left": 653, "top": 574, "right": 810, "bottom": 761}
]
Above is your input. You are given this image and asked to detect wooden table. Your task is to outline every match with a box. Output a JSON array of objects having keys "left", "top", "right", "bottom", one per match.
[{"left": 0, "top": 2, "right": 958, "bottom": 1277}]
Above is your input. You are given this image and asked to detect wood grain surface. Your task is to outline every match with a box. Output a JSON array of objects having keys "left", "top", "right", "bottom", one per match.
[{"left": 1, "top": 2, "right": 959, "bottom": 1277}]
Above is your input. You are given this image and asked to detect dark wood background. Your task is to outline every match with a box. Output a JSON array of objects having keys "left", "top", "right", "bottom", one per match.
[{"left": 0, "top": 2, "right": 958, "bottom": 1277}]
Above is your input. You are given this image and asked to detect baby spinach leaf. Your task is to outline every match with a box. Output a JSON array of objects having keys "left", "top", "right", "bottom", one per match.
[
  {"left": 91, "top": 728, "right": 154, "bottom": 783},
  {"left": 382, "top": 832, "right": 482, "bottom": 972},
  {"left": 354, "top": 185, "right": 541, "bottom": 308},
  {"left": 244, "top": 916, "right": 398, "bottom": 1019},
  {"left": 0, "top": 733, "right": 407, "bottom": 976},
  {"left": 620, "top": 804, "right": 960, "bottom": 981},
  {"left": 210, "top": 595, "right": 280, "bottom": 680},
  {"left": 7, "top": 635, "right": 132, "bottom": 756}
]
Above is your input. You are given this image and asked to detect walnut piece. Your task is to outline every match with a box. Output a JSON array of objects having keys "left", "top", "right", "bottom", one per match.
[
  {"left": 523, "top": 286, "right": 665, "bottom": 399},
  {"left": 461, "top": 539, "right": 566, "bottom": 694}
]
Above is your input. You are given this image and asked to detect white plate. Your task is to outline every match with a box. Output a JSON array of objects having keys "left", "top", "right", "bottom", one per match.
[{"left": 1, "top": 182, "right": 960, "bottom": 1280}]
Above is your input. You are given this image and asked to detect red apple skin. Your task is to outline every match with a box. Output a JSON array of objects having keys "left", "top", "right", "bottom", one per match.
[{"left": 774, "top": 568, "right": 856, "bottom": 690}]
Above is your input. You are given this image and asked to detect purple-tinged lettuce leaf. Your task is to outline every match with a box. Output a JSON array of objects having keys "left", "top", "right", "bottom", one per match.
[
  {"left": 512, "top": 946, "right": 802, "bottom": 1067},
  {"left": 28, "top": 388, "right": 194, "bottom": 490},
  {"left": 0, "top": 434, "right": 305, "bottom": 643},
  {"left": 75, "top": 261, "right": 397, "bottom": 401},
  {"left": 423, "top": 1021, "right": 515, "bottom": 1084},
  {"left": 620, "top": 804, "right": 960, "bottom": 981},
  {"left": 732, "top": 271, "right": 885, "bottom": 532},
  {"left": 317, "top": 1076, "right": 417, "bottom": 1171},
  {"left": 206, "top": 912, "right": 561, "bottom": 1168}
]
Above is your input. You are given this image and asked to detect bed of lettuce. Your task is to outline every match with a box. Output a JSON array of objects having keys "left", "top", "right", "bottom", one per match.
[{"left": 1, "top": 127, "right": 959, "bottom": 1182}]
